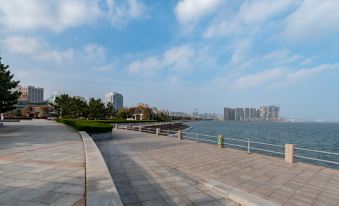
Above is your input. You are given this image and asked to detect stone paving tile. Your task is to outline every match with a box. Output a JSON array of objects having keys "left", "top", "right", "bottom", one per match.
[
  {"left": 102, "top": 130, "right": 339, "bottom": 206},
  {"left": 97, "top": 135, "right": 236, "bottom": 206},
  {"left": 0, "top": 120, "right": 85, "bottom": 205}
]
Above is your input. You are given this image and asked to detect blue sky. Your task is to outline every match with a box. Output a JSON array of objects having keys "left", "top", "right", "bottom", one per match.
[{"left": 1, "top": 0, "right": 339, "bottom": 120}]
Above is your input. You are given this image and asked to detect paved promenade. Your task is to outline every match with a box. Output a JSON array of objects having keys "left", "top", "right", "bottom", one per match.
[
  {"left": 96, "top": 135, "right": 238, "bottom": 206},
  {"left": 0, "top": 120, "right": 85, "bottom": 205},
  {"left": 102, "top": 130, "right": 339, "bottom": 206}
]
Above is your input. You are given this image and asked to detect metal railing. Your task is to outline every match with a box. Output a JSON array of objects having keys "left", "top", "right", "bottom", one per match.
[
  {"left": 295, "top": 147, "right": 339, "bottom": 165},
  {"left": 183, "top": 131, "right": 285, "bottom": 156},
  {"left": 114, "top": 125, "right": 339, "bottom": 168}
]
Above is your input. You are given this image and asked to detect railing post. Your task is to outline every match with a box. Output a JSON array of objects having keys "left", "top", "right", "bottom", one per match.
[
  {"left": 167, "top": 129, "right": 170, "bottom": 136},
  {"left": 285, "top": 144, "right": 296, "bottom": 163},
  {"left": 247, "top": 139, "right": 251, "bottom": 154},
  {"left": 178, "top": 130, "right": 183, "bottom": 140},
  {"left": 139, "top": 126, "right": 142, "bottom": 132},
  {"left": 218, "top": 135, "right": 224, "bottom": 148},
  {"left": 156, "top": 128, "right": 160, "bottom": 136}
]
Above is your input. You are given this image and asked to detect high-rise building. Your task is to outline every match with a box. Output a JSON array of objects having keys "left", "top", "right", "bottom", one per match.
[
  {"left": 224, "top": 105, "right": 279, "bottom": 121},
  {"left": 17, "top": 85, "right": 28, "bottom": 103},
  {"left": 260, "top": 105, "right": 280, "bottom": 120},
  {"left": 244, "top": 108, "right": 250, "bottom": 120},
  {"left": 235, "top": 108, "right": 245, "bottom": 121},
  {"left": 268, "top": 106, "right": 280, "bottom": 119},
  {"left": 105, "top": 92, "right": 123, "bottom": 110},
  {"left": 28, "top": 86, "right": 44, "bottom": 103},
  {"left": 224, "top": 108, "right": 235, "bottom": 120}
]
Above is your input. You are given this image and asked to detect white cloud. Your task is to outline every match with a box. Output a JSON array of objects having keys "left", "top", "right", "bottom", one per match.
[
  {"left": 3, "top": 36, "right": 74, "bottom": 63},
  {"left": 285, "top": 0, "right": 339, "bottom": 39},
  {"left": 128, "top": 56, "right": 161, "bottom": 76},
  {"left": 0, "top": 0, "right": 145, "bottom": 32},
  {"left": 84, "top": 44, "right": 106, "bottom": 61},
  {"left": 0, "top": 0, "right": 101, "bottom": 32},
  {"left": 204, "top": 0, "right": 295, "bottom": 38},
  {"left": 233, "top": 68, "right": 284, "bottom": 89},
  {"left": 94, "top": 63, "right": 115, "bottom": 72},
  {"left": 232, "top": 63, "right": 339, "bottom": 90},
  {"left": 106, "top": 0, "right": 145, "bottom": 26},
  {"left": 286, "top": 63, "right": 339, "bottom": 83},
  {"left": 237, "top": 0, "right": 294, "bottom": 25},
  {"left": 126, "top": 45, "right": 216, "bottom": 77},
  {"left": 261, "top": 50, "right": 301, "bottom": 65},
  {"left": 175, "top": 0, "right": 223, "bottom": 24},
  {"left": 230, "top": 39, "right": 252, "bottom": 65}
]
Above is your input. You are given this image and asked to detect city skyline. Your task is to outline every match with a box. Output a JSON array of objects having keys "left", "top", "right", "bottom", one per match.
[{"left": 1, "top": 1, "right": 339, "bottom": 121}]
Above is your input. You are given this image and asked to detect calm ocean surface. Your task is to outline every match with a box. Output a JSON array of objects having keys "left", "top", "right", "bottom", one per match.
[{"left": 185, "top": 121, "right": 339, "bottom": 169}]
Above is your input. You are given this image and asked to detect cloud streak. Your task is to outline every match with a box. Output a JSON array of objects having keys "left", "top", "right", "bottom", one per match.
[
  {"left": 232, "top": 64, "right": 339, "bottom": 90},
  {"left": 175, "top": 0, "right": 223, "bottom": 24},
  {"left": 0, "top": 0, "right": 145, "bottom": 32},
  {"left": 3, "top": 36, "right": 75, "bottom": 63}
]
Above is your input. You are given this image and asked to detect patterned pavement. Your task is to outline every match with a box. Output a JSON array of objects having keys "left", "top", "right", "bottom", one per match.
[
  {"left": 0, "top": 120, "right": 85, "bottom": 206},
  {"left": 101, "top": 129, "right": 339, "bottom": 206}
]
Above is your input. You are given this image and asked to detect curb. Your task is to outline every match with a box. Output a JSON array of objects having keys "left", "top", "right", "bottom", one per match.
[{"left": 79, "top": 131, "right": 123, "bottom": 206}]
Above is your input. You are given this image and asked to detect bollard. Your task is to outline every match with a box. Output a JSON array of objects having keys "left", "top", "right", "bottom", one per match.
[
  {"left": 247, "top": 139, "right": 251, "bottom": 154},
  {"left": 156, "top": 128, "right": 160, "bottom": 136},
  {"left": 178, "top": 130, "right": 183, "bottom": 140},
  {"left": 218, "top": 135, "right": 224, "bottom": 148},
  {"left": 125, "top": 125, "right": 128, "bottom": 130},
  {"left": 139, "top": 126, "right": 142, "bottom": 132},
  {"left": 285, "top": 144, "right": 296, "bottom": 163}
]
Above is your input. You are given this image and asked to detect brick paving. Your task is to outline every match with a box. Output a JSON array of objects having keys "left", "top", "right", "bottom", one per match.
[
  {"left": 97, "top": 135, "right": 238, "bottom": 206},
  {"left": 0, "top": 120, "right": 85, "bottom": 206},
  {"left": 102, "top": 130, "right": 339, "bottom": 206}
]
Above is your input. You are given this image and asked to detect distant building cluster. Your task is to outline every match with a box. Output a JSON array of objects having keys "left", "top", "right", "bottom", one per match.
[
  {"left": 224, "top": 106, "right": 280, "bottom": 121},
  {"left": 17, "top": 85, "right": 44, "bottom": 104},
  {"left": 105, "top": 92, "right": 123, "bottom": 110},
  {"left": 169, "top": 111, "right": 221, "bottom": 120}
]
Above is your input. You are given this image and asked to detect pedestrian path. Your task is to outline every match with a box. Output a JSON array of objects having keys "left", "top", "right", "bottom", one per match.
[
  {"left": 97, "top": 135, "right": 238, "bottom": 206},
  {"left": 104, "top": 130, "right": 339, "bottom": 206},
  {"left": 0, "top": 120, "right": 85, "bottom": 206}
]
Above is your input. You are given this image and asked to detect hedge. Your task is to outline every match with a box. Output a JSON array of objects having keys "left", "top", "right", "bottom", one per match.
[
  {"left": 56, "top": 119, "right": 157, "bottom": 133},
  {"left": 57, "top": 119, "right": 113, "bottom": 133}
]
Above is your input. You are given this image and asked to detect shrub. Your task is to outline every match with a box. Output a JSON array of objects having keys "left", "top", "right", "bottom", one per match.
[{"left": 57, "top": 119, "right": 112, "bottom": 133}]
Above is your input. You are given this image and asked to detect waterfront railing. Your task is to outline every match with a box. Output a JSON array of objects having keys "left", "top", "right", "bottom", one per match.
[{"left": 113, "top": 123, "right": 339, "bottom": 168}]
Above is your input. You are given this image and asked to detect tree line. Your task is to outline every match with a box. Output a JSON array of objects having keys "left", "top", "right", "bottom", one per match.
[
  {"left": 51, "top": 94, "right": 170, "bottom": 121},
  {"left": 50, "top": 94, "right": 121, "bottom": 120}
]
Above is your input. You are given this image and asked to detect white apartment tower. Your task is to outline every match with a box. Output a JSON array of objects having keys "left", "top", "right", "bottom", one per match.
[{"left": 105, "top": 92, "right": 123, "bottom": 110}]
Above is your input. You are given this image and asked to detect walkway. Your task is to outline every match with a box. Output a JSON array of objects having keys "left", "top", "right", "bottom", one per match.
[
  {"left": 101, "top": 130, "right": 339, "bottom": 206},
  {"left": 96, "top": 135, "right": 238, "bottom": 206},
  {"left": 0, "top": 120, "right": 85, "bottom": 206}
]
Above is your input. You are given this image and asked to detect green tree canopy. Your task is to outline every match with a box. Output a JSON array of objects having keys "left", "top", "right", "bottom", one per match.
[
  {"left": 105, "top": 102, "right": 117, "bottom": 119},
  {"left": 0, "top": 57, "right": 21, "bottom": 114},
  {"left": 117, "top": 107, "right": 129, "bottom": 119},
  {"left": 88, "top": 98, "right": 105, "bottom": 120}
]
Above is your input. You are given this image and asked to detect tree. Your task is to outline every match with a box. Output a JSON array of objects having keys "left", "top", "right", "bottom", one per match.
[
  {"left": 51, "top": 94, "right": 72, "bottom": 118},
  {"left": 88, "top": 98, "right": 105, "bottom": 120},
  {"left": 70, "top": 96, "right": 88, "bottom": 119},
  {"left": 0, "top": 57, "right": 21, "bottom": 119},
  {"left": 105, "top": 102, "right": 116, "bottom": 119},
  {"left": 117, "top": 107, "right": 128, "bottom": 119}
]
